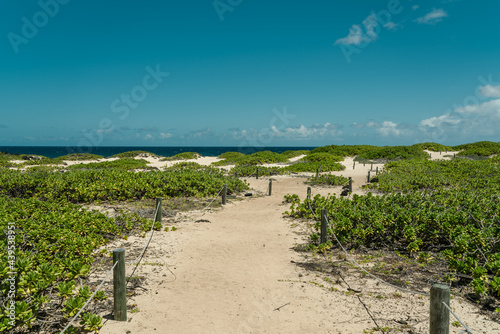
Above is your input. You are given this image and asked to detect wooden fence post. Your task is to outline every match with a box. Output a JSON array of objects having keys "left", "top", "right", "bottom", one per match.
[
  {"left": 353, "top": 161, "right": 355, "bottom": 169},
  {"left": 268, "top": 179, "right": 272, "bottom": 196},
  {"left": 307, "top": 186, "right": 311, "bottom": 200},
  {"left": 222, "top": 184, "right": 227, "bottom": 205},
  {"left": 348, "top": 177, "right": 352, "bottom": 193},
  {"left": 320, "top": 209, "right": 327, "bottom": 244},
  {"left": 367, "top": 171, "right": 371, "bottom": 183},
  {"left": 113, "top": 248, "right": 127, "bottom": 321},
  {"left": 370, "top": 162, "right": 373, "bottom": 170},
  {"left": 430, "top": 284, "right": 450, "bottom": 334},
  {"left": 256, "top": 167, "right": 259, "bottom": 179},
  {"left": 376, "top": 166, "right": 379, "bottom": 175},
  {"left": 155, "top": 197, "right": 162, "bottom": 223}
]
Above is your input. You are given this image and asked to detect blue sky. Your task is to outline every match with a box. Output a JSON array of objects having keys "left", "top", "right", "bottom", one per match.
[{"left": 1, "top": 0, "right": 499, "bottom": 148}]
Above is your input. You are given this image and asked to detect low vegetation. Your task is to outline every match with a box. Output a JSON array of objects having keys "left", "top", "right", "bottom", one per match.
[
  {"left": 110, "top": 151, "right": 159, "bottom": 159},
  {"left": 160, "top": 152, "right": 201, "bottom": 161},
  {"left": 285, "top": 157, "right": 500, "bottom": 300}
]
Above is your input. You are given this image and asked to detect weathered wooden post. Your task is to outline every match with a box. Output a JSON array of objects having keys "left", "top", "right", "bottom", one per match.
[
  {"left": 367, "top": 171, "right": 371, "bottom": 183},
  {"left": 320, "top": 209, "right": 327, "bottom": 244},
  {"left": 155, "top": 197, "right": 162, "bottom": 223},
  {"left": 222, "top": 183, "right": 227, "bottom": 205},
  {"left": 268, "top": 179, "right": 272, "bottom": 196},
  {"left": 348, "top": 177, "right": 352, "bottom": 193},
  {"left": 307, "top": 186, "right": 311, "bottom": 200},
  {"left": 316, "top": 168, "right": 319, "bottom": 178},
  {"left": 113, "top": 248, "right": 127, "bottom": 321},
  {"left": 430, "top": 284, "right": 450, "bottom": 334},
  {"left": 370, "top": 162, "right": 373, "bottom": 170},
  {"left": 319, "top": 165, "right": 322, "bottom": 174},
  {"left": 256, "top": 167, "right": 259, "bottom": 179},
  {"left": 376, "top": 166, "right": 379, "bottom": 175},
  {"left": 353, "top": 161, "right": 355, "bottom": 169}
]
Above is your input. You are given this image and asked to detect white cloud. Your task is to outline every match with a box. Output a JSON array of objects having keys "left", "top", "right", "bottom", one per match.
[
  {"left": 415, "top": 8, "right": 448, "bottom": 25},
  {"left": 419, "top": 97, "right": 500, "bottom": 139},
  {"left": 419, "top": 113, "right": 462, "bottom": 128},
  {"left": 454, "top": 99, "right": 500, "bottom": 119},
  {"left": 335, "top": 13, "right": 379, "bottom": 46},
  {"left": 412, "top": 5, "right": 419, "bottom": 11},
  {"left": 145, "top": 134, "right": 153, "bottom": 140},
  {"left": 377, "top": 121, "right": 412, "bottom": 137},
  {"left": 271, "top": 123, "right": 342, "bottom": 139},
  {"left": 362, "top": 121, "right": 413, "bottom": 137},
  {"left": 384, "top": 22, "right": 399, "bottom": 30},
  {"left": 335, "top": 25, "right": 366, "bottom": 45},
  {"left": 479, "top": 84, "right": 500, "bottom": 98},
  {"left": 159, "top": 132, "right": 172, "bottom": 139}
]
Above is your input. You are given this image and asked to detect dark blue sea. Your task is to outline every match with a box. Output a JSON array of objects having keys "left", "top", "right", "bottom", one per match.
[{"left": 0, "top": 146, "right": 316, "bottom": 159}]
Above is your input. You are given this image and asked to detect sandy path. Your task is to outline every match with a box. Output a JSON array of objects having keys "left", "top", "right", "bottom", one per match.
[{"left": 97, "top": 161, "right": 497, "bottom": 334}]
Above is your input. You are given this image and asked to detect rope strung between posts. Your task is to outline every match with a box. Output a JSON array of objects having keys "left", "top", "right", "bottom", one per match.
[
  {"left": 324, "top": 215, "right": 429, "bottom": 296},
  {"left": 59, "top": 261, "right": 118, "bottom": 334},
  {"left": 126, "top": 200, "right": 161, "bottom": 284},
  {"left": 441, "top": 301, "right": 474, "bottom": 334},
  {"left": 308, "top": 200, "right": 319, "bottom": 219},
  {"left": 200, "top": 187, "right": 224, "bottom": 213},
  {"left": 126, "top": 200, "right": 161, "bottom": 266}
]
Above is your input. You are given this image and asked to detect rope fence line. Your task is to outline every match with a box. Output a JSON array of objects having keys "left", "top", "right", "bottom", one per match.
[
  {"left": 442, "top": 301, "right": 474, "bottom": 334},
  {"left": 126, "top": 200, "right": 161, "bottom": 284},
  {"left": 59, "top": 261, "right": 118, "bottom": 334},
  {"left": 305, "top": 198, "right": 477, "bottom": 333},
  {"left": 200, "top": 187, "right": 224, "bottom": 212},
  {"left": 126, "top": 200, "right": 161, "bottom": 266},
  {"left": 60, "top": 198, "right": 163, "bottom": 333},
  {"left": 324, "top": 215, "right": 429, "bottom": 296}
]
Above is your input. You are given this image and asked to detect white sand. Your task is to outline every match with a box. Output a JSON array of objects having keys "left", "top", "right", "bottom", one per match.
[{"left": 93, "top": 156, "right": 497, "bottom": 334}]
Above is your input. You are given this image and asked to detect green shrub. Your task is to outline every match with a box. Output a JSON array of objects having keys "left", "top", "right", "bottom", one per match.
[
  {"left": 356, "top": 146, "right": 430, "bottom": 162},
  {"left": 57, "top": 153, "right": 104, "bottom": 161},
  {"left": 161, "top": 152, "right": 201, "bottom": 161},
  {"left": 284, "top": 161, "right": 345, "bottom": 173},
  {"left": 110, "top": 151, "right": 158, "bottom": 158},
  {"left": 306, "top": 174, "right": 349, "bottom": 186},
  {"left": 280, "top": 150, "right": 310, "bottom": 159},
  {"left": 412, "top": 142, "right": 453, "bottom": 152},
  {"left": 214, "top": 150, "right": 288, "bottom": 166},
  {"left": 67, "top": 158, "right": 150, "bottom": 170},
  {"left": 311, "top": 145, "right": 380, "bottom": 157},
  {"left": 230, "top": 165, "right": 288, "bottom": 177},
  {"left": 300, "top": 153, "right": 343, "bottom": 163}
]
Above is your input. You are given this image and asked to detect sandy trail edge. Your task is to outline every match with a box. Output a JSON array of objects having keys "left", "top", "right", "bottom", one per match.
[{"left": 97, "top": 160, "right": 498, "bottom": 334}]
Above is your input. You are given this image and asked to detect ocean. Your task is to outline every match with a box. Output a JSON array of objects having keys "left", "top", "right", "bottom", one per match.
[{"left": 0, "top": 146, "right": 316, "bottom": 159}]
